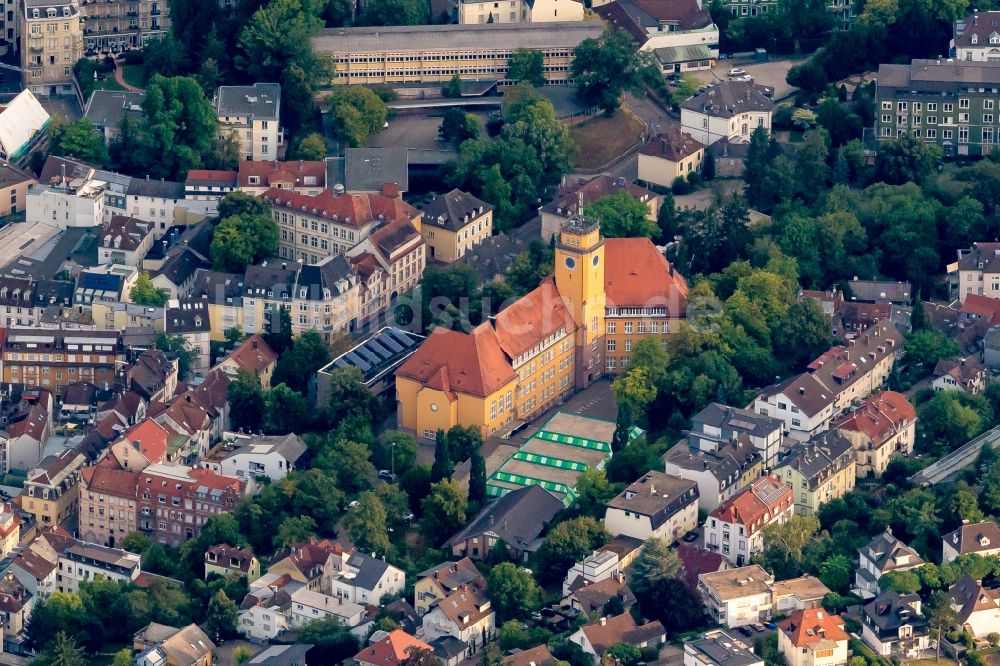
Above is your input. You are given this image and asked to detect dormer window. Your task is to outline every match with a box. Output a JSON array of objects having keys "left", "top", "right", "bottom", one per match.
[
  {"left": 973, "top": 34, "right": 980, "bottom": 43},
  {"left": 991, "top": 32, "right": 1000, "bottom": 44},
  {"left": 981, "top": 536, "right": 991, "bottom": 546}
]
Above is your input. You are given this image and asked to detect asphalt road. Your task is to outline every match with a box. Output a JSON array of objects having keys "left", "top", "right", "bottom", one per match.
[{"left": 693, "top": 57, "right": 806, "bottom": 100}]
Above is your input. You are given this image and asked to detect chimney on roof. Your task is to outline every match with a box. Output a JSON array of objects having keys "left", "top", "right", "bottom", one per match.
[{"left": 600, "top": 617, "right": 607, "bottom": 626}]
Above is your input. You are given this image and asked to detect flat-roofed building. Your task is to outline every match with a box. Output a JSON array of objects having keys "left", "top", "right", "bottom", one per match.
[
  {"left": 1, "top": 329, "right": 123, "bottom": 394},
  {"left": 684, "top": 630, "right": 763, "bottom": 666},
  {"left": 20, "top": 0, "right": 84, "bottom": 96},
  {"left": 214, "top": 83, "right": 283, "bottom": 162},
  {"left": 698, "top": 565, "right": 774, "bottom": 627},
  {"left": 315, "top": 327, "right": 424, "bottom": 403},
  {"left": 312, "top": 22, "right": 603, "bottom": 87}
]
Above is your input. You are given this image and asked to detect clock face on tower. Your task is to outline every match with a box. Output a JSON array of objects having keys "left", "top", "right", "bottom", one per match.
[
  {"left": 593, "top": 255, "right": 600, "bottom": 266},
  {"left": 564, "top": 257, "right": 576, "bottom": 269}
]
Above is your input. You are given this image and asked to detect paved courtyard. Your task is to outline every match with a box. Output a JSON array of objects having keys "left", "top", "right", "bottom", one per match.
[{"left": 692, "top": 57, "right": 807, "bottom": 100}]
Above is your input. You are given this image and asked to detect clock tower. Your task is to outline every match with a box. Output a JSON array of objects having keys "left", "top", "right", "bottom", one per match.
[{"left": 554, "top": 217, "right": 606, "bottom": 388}]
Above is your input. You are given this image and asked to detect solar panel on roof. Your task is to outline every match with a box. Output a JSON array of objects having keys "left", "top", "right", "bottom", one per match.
[
  {"left": 376, "top": 335, "right": 403, "bottom": 354},
  {"left": 367, "top": 340, "right": 392, "bottom": 360},
  {"left": 355, "top": 347, "right": 380, "bottom": 365},
  {"left": 343, "top": 352, "right": 372, "bottom": 371}
]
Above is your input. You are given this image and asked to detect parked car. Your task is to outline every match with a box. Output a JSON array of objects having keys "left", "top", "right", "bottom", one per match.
[
  {"left": 738, "top": 626, "right": 754, "bottom": 637},
  {"left": 752, "top": 623, "right": 766, "bottom": 633},
  {"left": 734, "top": 74, "right": 754, "bottom": 83},
  {"left": 348, "top": 500, "right": 360, "bottom": 509},
  {"left": 682, "top": 531, "right": 699, "bottom": 542},
  {"left": 728, "top": 67, "right": 747, "bottom": 77},
  {"left": 378, "top": 469, "right": 397, "bottom": 481}
]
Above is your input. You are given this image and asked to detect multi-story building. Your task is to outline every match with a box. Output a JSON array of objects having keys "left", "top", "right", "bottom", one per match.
[
  {"left": 874, "top": 59, "right": 1000, "bottom": 158},
  {"left": 79, "top": 464, "right": 140, "bottom": 547},
  {"left": 663, "top": 434, "right": 763, "bottom": 512},
  {"left": 165, "top": 298, "right": 211, "bottom": 378},
  {"left": 704, "top": 475, "right": 793, "bottom": 566},
  {"left": 136, "top": 462, "right": 246, "bottom": 547},
  {"left": 860, "top": 591, "right": 928, "bottom": 658},
  {"left": 58, "top": 540, "right": 141, "bottom": 593},
  {"left": 594, "top": 0, "right": 718, "bottom": 72},
  {"left": 205, "top": 543, "right": 260, "bottom": 582},
  {"left": 237, "top": 159, "right": 326, "bottom": 196},
  {"left": 83, "top": 90, "right": 144, "bottom": 144},
  {"left": 942, "top": 519, "right": 1000, "bottom": 563},
  {"left": 835, "top": 391, "right": 916, "bottom": 478},
  {"left": 200, "top": 433, "right": 306, "bottom": 483},
  {"left": 638, "top": 130, "right": 706, "bottom": 187},
  {"left": 99, "top": 215, "right": 155, "bottom": 266},
  {"left": 1, "top": 329, "right": 123, "bottom": 394},
  {"left": 684, "top": 630, "right": 763, "bottom": 666},
  {"left": 214, "top": 84, "right": 283, "bottom": 162},
  {"left": 79, "top": 0, "right": 169, "bottom": 54},
  {"left": 347, "top": 217, "right": 426, "bottom": 326},
  {"left": 414, "top": 557, "right": 484, "bottom": 616},
  {"left": 263, "top": 186, "right": 422, "bottom": 265},
  {"left": 690, "top": 402, "right": 784, "bottom": 468},
  {"left": 604, "top": 471, "right": 699, "bottom": 542},
  {"left": 187, "top": 269, "right": 244, "bottom": 342},
  {"left": 19, "top": 0, "right": 84, "bottom": 96},
  {"left": 854, "top": 530, "right": 924, "bottom": 599},
  {"left": 313, "top": 22, "right": 603, "bottom": 87},
  {"left": 418, "top": 189, "right": 493, "bottom": 263},
  {"left": 953, "top": 11, "right": 1000, "bottom": 62},
  {"left": 457, "top": 0, "right": 584, "bottom": 23},
  {"left": 774, "top": 431, "right": 856, "bottom": 516},
  {"left": 955, "top": 242, "right": 1000, "bottom": 303},
  {"left": 777, "top": 609, "right": 850, "bottom": 666},
  {"left": 421, "top": 583, "right": 496, "bottom": 650},
  {"left": 0, "top": 276, "right": 72, "bottom": 328},
  {"left": 20, "top": 447, "right": 86, "bottom": 529},
  {"left": 0, "top": 163, "right": 36, "bottom": 216},
  {"left": 698, "top": 565, "right": 775, "bottom": 627},
  {"left": 681, "top": 81, "right": 773, "bottom": 146}
]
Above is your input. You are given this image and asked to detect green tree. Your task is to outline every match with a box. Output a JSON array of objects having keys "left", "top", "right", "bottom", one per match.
[
  {"left": 878, "top": 570, "right": 921, "bottom": 594},
  {"left": 210, "top": 212, "right": 279, "bottom": 273},
  {"left": 572, "top": 25, "right": 648, "bottom": 115},
  {"left": 759, "top": 514, "right": 821, "bottom": 572},
  {"left": 439, "top": 108, "right": 480, "bottom": 145},
  {"left": 263, "top": 383, "right": 310, "bottom": 435},
  {"left": 819, "top": 554, "right": 852, "bottom": 594},
  {"left": 36, "top": 631, "right": 86, "bottom": 666},
  {"left": 432, "top": 430, "right": 454, "bottom": 482},
  {"left": 202, "top": 589, "right": 238, "bottom": 642},
  {"left": 508, "top": 48, "right": 545, "bottom": 86},
  {"left": 274, "top": 515, "right": 317, "bottom": 548},
  {"left": 487, "top": 562, "right": 543, "bottom": 621},
  {"left": 905, "top": 329, "right": 959, "bottom": 373},
  {"left": 112, "top": 648, "right": 133, "bottom": 666},
  {"left": 298, "top": 617, "right": 360, "bottom": 665},
  {"left": 537, "top": 517, "right": 610, "bottom": 583},
  {"left": 575, "top": 469, "right": 616, "bottom": 518},
  {"left": 375, "top": 483, "right": 411, "bottom": 523},
  {"left": 629, "top": 537, "right": 685, "bottom": 602},
  {"left": 442, "top": 74, "right": 463, "bottom": 98},
  {"left": 155, "top": 332, "right": 195, "bottom": 380},
  {"left": 227, "top": 369, "right": 265, "bottom": 432},
  {"left": 273, "top": 330, "right": 332, "bottom": 393},
  {"left": 49, "top": 118, "right": 108, "bottom": 165},
  {"left": 360, "top": 0, "right": 428, "bottom": 25},
  {"left": 421, "top": 479, "right": 468, "bottom": 544},
  {"left": 324, "top": 365, "right": 383, "bottom": 425},
  {"left": 775, "top": 299, "right": 831, "bottom": 370},
  {"left": 317, "top": 438, "right": 376, "bottom": 494},
  {"left": 345, "top": 491, "right": 390, "bottom": 552},
  {"left": 325, "top": 86, "right": 389, "bottom": 147},
  {"left": 294, "top": 132, "right": 328, "bottom": 160},
  {"left": 927, "top": 589, "right": 957, "bottom": 660},
  {"left": 469, "top": 449, "right": 487, "bottom": 505},
  {"left": 583, "top": 190, "right": 658, "bottom": 238},
  {"left": 606, "top": 643, "right": 642, "bottom": 666},
  {"left": 129, "top": 272, "right": 169, "bottom": 306},
  {"left": 876, "top": 134, "right": 942, "bottom": 185}
]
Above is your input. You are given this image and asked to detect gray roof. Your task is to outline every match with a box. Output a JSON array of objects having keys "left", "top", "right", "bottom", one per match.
[
  {"left": 319, "top": 326, "right": 424, "bottom": 386},
  {"left": 214, "top": 83, "right": 281, "bottom": 121},
  {"left": 692, "top": 402, "right": 782, "bottom": 440},
  {"left": 83, "top": 90, "right": 144, "bottom": 132},
  {"left": 859, "top": 530, "right": 924, "bottom": 573},
  {"left": 346, "top": 550, "right": 391, "bottom": 590},
  {"left": 224, "top": 433, "right": 307, "bottom": 464},
  {"left": 681, "top": 81, "right": 774, "bottom": 119},
  {"left": 757, "top": 372, "right": 833, "bottom": 417},
  {"left": 247, "top": 644, "right": 313, "bottom": 665},
  {"left": 126, "top": 176, "right": 184, "bottom": 200},
  {"left": 243, "top": 261, "right": 296, "bottom": 296},
  {"left": 847, "top": 279, "right": 911, "bottom": 304},
  {"left": 312, "top": 21, "right": 604, "bottom": 54},
  {"left": 775, "top": 431, "right": 854, "bottom": 488},
  {"left": 344, "top": 147, "right": 409, "bottom": 193},
  {"left": 294, "top": 254, "right": 356, "bottom": 301},
  {"left": 165, "top": 299, "right": 211, "bottom": 334},
  {"left": 420, "top": 188, "right": 493, "bottom": 233},
  {"left": 189, "top": 269, "right": 244, "bottom": 306},
  {"left": 446, "top": 484, "right": 564, "bottom": 550},
  {"left": 878, "top": 59, "right": 1000, "bottom": 90},
  {"left": 0, "top": 162, "right": 34, "bottom": 188},
  {"left": 663, "top": 435, "right": 762, "bottom": 491},
  {"left": 432, "top": 636, "right": 469, "bottom": 660},
  {"left": 686, "top": 631, "right": 762, "bottom": 666},
  {"left": 954, "top": 11, "right": 1000, "bottom": 47},
  {"left": 606, "top": 471, "right": 698, "bottom": 529},
  {"left": 863, "top": 591, "right": 926, "bottom": 632}
]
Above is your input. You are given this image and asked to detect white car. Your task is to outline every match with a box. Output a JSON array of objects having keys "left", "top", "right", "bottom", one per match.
[
  {"left": 734, "top": 74, "right": 754, "bottom": 83},
  {"left": 728, "top": 68, "right": 747, "bottom": 77}
]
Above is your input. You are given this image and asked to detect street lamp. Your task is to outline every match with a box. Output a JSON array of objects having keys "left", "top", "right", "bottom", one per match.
[{"left": 390, "top": 441, "right": 396, "bottom": 479}]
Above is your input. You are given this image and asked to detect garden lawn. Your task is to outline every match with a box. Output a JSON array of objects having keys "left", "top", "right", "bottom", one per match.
[{"left": 569, "top": 111, "right": 644, "bottom": 170}]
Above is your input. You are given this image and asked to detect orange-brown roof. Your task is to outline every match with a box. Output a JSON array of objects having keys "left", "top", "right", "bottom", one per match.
[
  {"left": 238, "top": 160, "right": 326, "bottom": 189},
  {"left": 834, "top": 390, "right": 916, "bottom": 446},
  {"left": 121, "top": 419, "right": 169, "bottom": 464},
  {"left": 604, "top": 238, "right": 688, "bottom": 314},
  {"left": 778, "top": 608, "right": 849, "bottom": 647},
  {"left": 354, "top": 629, "right": 432, "bottom": 666},
  {"left": 262, "top": 189, "right": 418, "bottom": 229},
  {"left": 396, "top": 323, "right": 516, "bottom": 399},
  {"left": 709, "top": 475, "right": 792, "bottom": 535},
  {"left": 7, "top": 405, "right": 47, "bottom": 441},
  {"left": 494, "top": 278, "right": 577, "bottom": 359},
  {"left": 961, "top": 294, "right": 1000, "bottom": 323},
  {"left": 224, "top": 335, "right": 277, "bottom": 374},
  {"left": 81, "top": 465, "right": 140, "bottom": 498}
]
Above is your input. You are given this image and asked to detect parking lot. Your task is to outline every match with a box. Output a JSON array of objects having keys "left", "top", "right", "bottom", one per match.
[
  {"left": 368, "top": 110, "right": 493, "bottom": 151},
  {"left": 692, "top": 57, "right": 807, "bottom": 101}
]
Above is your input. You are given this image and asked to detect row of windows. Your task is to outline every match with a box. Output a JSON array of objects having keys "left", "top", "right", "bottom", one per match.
[
  {"left": 339, "top": 65, "right": 570, "bottom": 79},
  {"left": 337, "top": 49, "right": 570, "bottom": 63}
]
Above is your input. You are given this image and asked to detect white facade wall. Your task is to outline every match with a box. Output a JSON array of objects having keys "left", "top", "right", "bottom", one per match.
[{"left": 681, "top": 109, "right": 771, "bottom": 146}]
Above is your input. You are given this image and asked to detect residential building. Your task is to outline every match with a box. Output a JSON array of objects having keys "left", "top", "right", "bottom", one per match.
[
  {"left": 540, "top": 174, "right": 659, "bottom": 243},
  {"left": 418, "top": 189, "right": 493, "bottom": 262},
  {"left": 263, "top": 186, "right": 421, "bottom": 264},
  {"left": 953, "top": 11, "right": 1000, "bottom": 62},
  {"left": 704, "top": 475, "right": 793, "bottom": 566},
  {"left": 676, "top": 544, "right": 729, "bottom": 589},
  {"left": 237, "top": 159, "right": 326, "bottom": 196},
  {"left": 133, "top": 623, "right": 214, "bottom": 666},
  {"left": 684, "top": 630, "right": 762, "bottom": 666},
  {"left": 186, "top": 269, "right": 245, "bottom": 339},
  {"left": 562, "top": 550, "right": 621, "bottom": 596},
  {"left": 0, "top": 90, "right": 49, "bottom": 162},
  {"left": 689, "top": 402, "right": 784, "bottom": 468},
  {"left": 58, "top": 540, "right": 141, "bottom": 593},
  {"left": 136, "top": 463, "right": 247, "bottom": 547},
  {"left": 214, "top": 83, "right": 283, "bottom": 162},
  {"left": 504, "top": 645, "right": 558, "bottom": 666},
  {"left": 164, "top": 298, "right": 211, "bottom": 378},
  {"left": 414, "top": 557, "right": 484, "bottom": 616},
  {"left": 124, "top": 176, "right": 184, "bottom": 233},
  {"left": 20, "top": 447, "right": 86, "bottom": 529},
  {"left": 845, "top": 279, "right": 911, "bottom": 305},
  {"left": 200, "top": 432, "right": 307, "bottom": 482},
  {"left": 77, "top": 264, "right": 139, "bottom": 304},
  {"left": 421, "top": 583, "right": 495, "bottom": 650},
  {"left": 594, "top": 0, "right": 718, "bottom": 71},
  {"left": 874, "top": 59, "right": 1000, "bottom": 157},
  {"left": 83, "top": 90, "right": 144, "bottom": 145},
  {"left": 752, "top": 373, "right": 835, "bottom": 442},
  {"left": 956, "top": 243, "right": 1000, "bottom": 303},
  {"left": 567, "top": 612, "right": 666, "bottom": 659},
  {"left": 214, "top": 334, "right": 278, "bottom": 390},
  {"left": 99, "top": 215, "right": 155, "bottom": 266},
  {"left": 457, "top": 0, "right": 584, "bottom": 24},
  {"left": 834, "top": 391, "right": 916, "bottom": 478},
  {"left": 78, "top": 464, "right": 140, "bottom": 547},
  {"left": 0, "top": 505, "right": 19, "bottom": 558},
  {"left": 949, "top": 575, "right": 1000, "bottom": 638},
  {"left": 855, "top": 530, "right": 924, "bottom": 599},
  {"left": 5, "top": 400, "right": 50, "bottom": 472},
  {"left": 0, "top": 163, "right": 35, "bottom": 218},
  {"left": 347, "top": 217, "right": 426, "bottom": 326},
  {"left": 860, "top": 591, "right": 929, "bottom": 658},
  {"left": 205, "top": 544, "right": 260, "bottom": 582},
  {"left": 354, "top": 630, "right": 432, "bottom": 666},
  {"left": 564, "top": 576, "right": 636, "bottom": 619},
  {"left": 79, "top": 0, "right": 168, "bottom": 53},
  {"left": 266, "top": 538, "right": 345, "bottom": 590},
  {"left": 771, "top": 576, "right": 831, "bottom": 614},
  {"left": 777, "top": 609, "right": 850, "bottom": 666},
  {"left": 446, "top": 484, "right": 564, "bottom": 561},
  {"left": 289, "top": 587, "right": 366, "bottom": 628},
  {"left": 698, "top": 565, "right": 774, "bottom": 627},
  {"left": 315, "top": 327, "right": 424, "bottom": 402},
  {"left": 396, "top": 220, "right": 688, "bottom": 437},
  {"left": 184, "top": 170, "right": 238, "bottom": 212},
  {"left": 247, "top": 645, "right": 313, "bottom": 665},
  {"left": 19, "top": 0, "right": 84, "bottom": 96},
  {"left": 313, "top": 22, "right": 604, "bottom": 86},
  {"left": 681, "top": 81, "right": 774, "bottom": 146},
  {"left": 92, "top": 302, "right": 165, "bottom": 333},
  {"left": 237, "top": 573, "right": 299, "bottom": 640},
  {"left": 107, "top": 418, "right": 170, "bottom": 471},
  {"left": 663, "top": 434, "right": 763, "bottom": 512},
  {"left": 943, "top": 520, "right": 1000, "bottom": 563},
  {"left": 774, "top": 432, "right": 856, "bottom": 516},
  {"left": 932, "top": 356, "right": 987, "bottom": 393},
  {"left": 0, "top": 277, "right": 69, "bottom": 328},
  {"left": 604, "top": 471, "right": 699, "bottom": 542},
  {"left": 638, "top": 129, "right": 705, "bottom": 187},
  {"left": 0, "top": 573, "right": 32, "bottom": 651}
]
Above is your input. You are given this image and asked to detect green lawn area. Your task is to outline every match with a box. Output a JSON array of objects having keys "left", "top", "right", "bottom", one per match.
[
  {"left": 89, "top": 74, "right": 124, "bottom": 93},
  {"left": 568, "top": 111, "right": 644, "bottom": 170},
  {"left": 120, "top": 63, "right": 145, "bottom": 89}
]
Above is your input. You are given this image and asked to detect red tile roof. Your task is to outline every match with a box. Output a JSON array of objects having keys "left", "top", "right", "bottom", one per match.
[
  {"left": 262, "top": 189, "right": 418, "bottom": 229},
  {"left": 494, "top": 278, "right": 577, "bottom": 359},
  {"left": 355, "top": 629, "right": 432, "bottom": 666},
  {"left": 121, "top": 419, "right": 169, "bottom": 464},
  {"left": 961, "top": 294, "right": 1000, "bottom": 323},
  {"left": 81, "top": 465, "right": 140, "bottom": 498},
  {"left": 397, "top": 323, "right": 516, "bottom": 399},
  {"left": 639, "top": 129, "right": 704, "bottom": 161},
  {"left": 709, "top": 475, "right": 793, "bottom": 535},
  {"left": 186, "top": 170, "right": 238, "bottom": 187},
  {"left": 238, "top": 160, "right": 326, "bottom": 189},
  {"left": 834, "top": 391, "right": 915, "bottom": 446},
  {"left": 676, "top": 544, "right": 728, "bottom": 588},
  {"left": 778, "top": 608, "right": 849, "bottom": 647},
  {"left": 7, "top": 405, "right": 47, "bottom": 441},
  {"left": 604, "top": 238, "right": 688, "bottom": 314},
  {"left": 223, "top": 335, "right": 277, "bottom": 374}
]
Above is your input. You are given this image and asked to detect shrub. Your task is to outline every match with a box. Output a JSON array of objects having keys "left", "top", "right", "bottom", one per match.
[{"left": 671, "top": 175, "right": 692, "bottom": 194}]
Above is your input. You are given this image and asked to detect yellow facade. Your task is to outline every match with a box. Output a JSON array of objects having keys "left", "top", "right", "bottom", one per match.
[
  {"left": 205, "top": 557, "right": 261, "bottom": 583},
  {"left": 604, "top": 318, "right": 676, "bottom": 374},
  {"left": 397, "top": 374, "right": 518, "bottom": 440},
  {"left": 554, "top": 221, "right": 606, "bottom": 387},
  {"left": 779, "top": 461, "right": 857, "bottom": 516},
  {"left": 511, "top": 329, "right": 575, "bottom": 421},
  {"left": 422, "top": 209, "right": 493, "bottom": 263},
  {"left": 206, "top": 302, "right": 244, "bottom": 343}
]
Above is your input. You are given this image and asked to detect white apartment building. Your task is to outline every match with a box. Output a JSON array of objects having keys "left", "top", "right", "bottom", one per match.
[
  {"left": 680, "top": 81, "right": 773, "bottom": 146},
  {"left": 200, "top": 433, "right": 307, "bottom": 483},
  {"left": 703, "top": 475, "right": 793, "bottom": 566},
  {"left": 214, "top": 83, "right": 283, "bottom": 162},
  {"left": 57, "top": 541, "right": 141, "bottom": 593},
  {"left": 457, "top": 0, "right": 584, "bottom": 24},
  {"left": 698, "top": 565, "right": 774, "bottom": 628},
  {"left": 955, "top": 243, "right": 1000, "bottom": 303},
  {"left": 604, "top": 471, "right": 699, "bottom": 542}
]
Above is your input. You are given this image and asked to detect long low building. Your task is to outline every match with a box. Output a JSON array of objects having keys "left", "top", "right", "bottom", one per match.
[{"left": 311, "top": 22, "right": 604, "bottom": 86}]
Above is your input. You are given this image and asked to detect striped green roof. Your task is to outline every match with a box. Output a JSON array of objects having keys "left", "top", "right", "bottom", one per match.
[
  {"left": 533, "top": 429, "right": 612, "bottom": 453},
  {"left": 487, "top": 471, "right": 577, "bottom": 506},
  {"left": 511, "top": 450, "right": 589, "bottom": 472}
]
